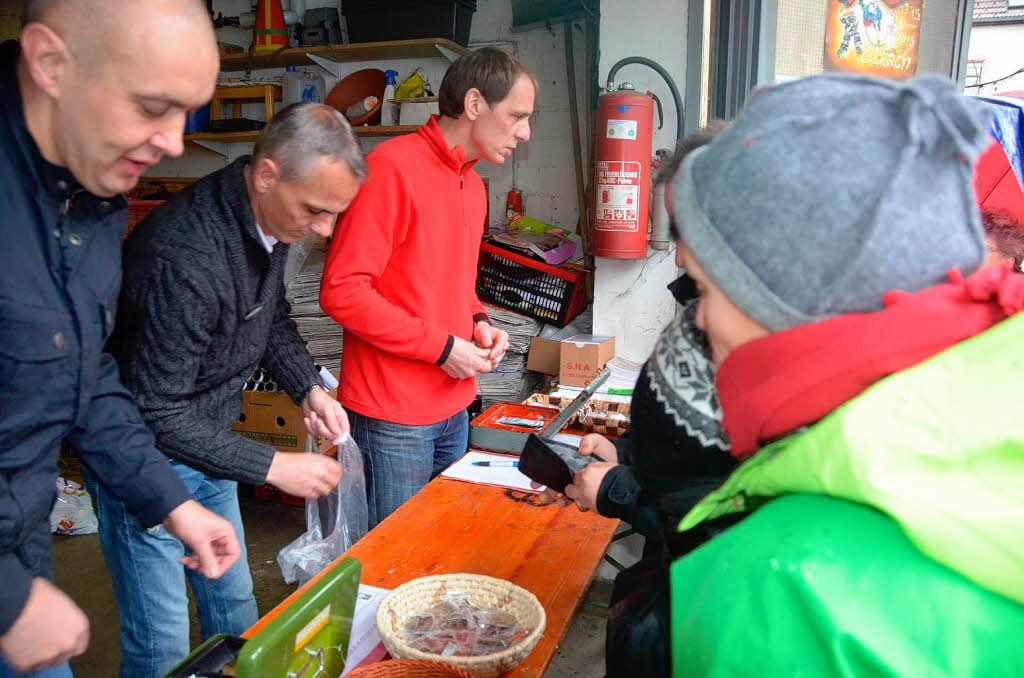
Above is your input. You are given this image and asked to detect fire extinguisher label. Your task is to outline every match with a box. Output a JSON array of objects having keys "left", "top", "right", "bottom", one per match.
[
  {"left": 606, "top": 119, "right": 638, "bottom": 140},
  {"left": 595, "top": 160, "right": 642, "bottom": 232}
]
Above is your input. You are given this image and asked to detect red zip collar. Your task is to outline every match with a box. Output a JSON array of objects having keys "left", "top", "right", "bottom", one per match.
[{"left": 417, "top": 115, "right": 478, "bottom": 175}]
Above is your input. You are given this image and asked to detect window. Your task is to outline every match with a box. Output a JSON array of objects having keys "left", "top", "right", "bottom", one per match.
[
  {"left": 685, "top": 0, "right": 974, "bottom": 130},
  {"left": 774, "top": 0, "right": 967, "bottom": 82}
]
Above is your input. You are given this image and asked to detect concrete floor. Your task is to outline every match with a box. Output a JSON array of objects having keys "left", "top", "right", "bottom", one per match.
[{"left": 53, "top": 494, "right": 628, "bottom": 677}]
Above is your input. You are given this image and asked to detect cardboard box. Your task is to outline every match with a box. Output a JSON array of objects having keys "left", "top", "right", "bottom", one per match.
[
  {"left": 231, "top": 390, "right": 336, "bottom": 454},
  {"left": 233, "top": 381, "right": 340, "bottom": 505},
  {"left": 526, "top": 337, "right": 561, "bottom": 375},
  {"left": 527, "top": 334, "right": 616, "bottom": 387}
]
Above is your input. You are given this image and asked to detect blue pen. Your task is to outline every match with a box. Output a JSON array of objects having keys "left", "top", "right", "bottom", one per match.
[{"left": 472, "top": 460, "right": 518, "bottom": 467}]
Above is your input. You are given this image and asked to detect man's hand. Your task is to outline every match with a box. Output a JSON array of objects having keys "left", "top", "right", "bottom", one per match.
[
  {"left": 162, "top": 500, "right": 241, "bottom": 579},
  {"left": 441, "top": 336, "right": 493, "bottom": 379},
  {"left": 564, "top": 462, "right": 617, "bottom": 512},
  {"left": 530, "top": 480, "right": 571, "bottom": 507},
  {"left": 302, "top": 387, "right": 349, "bottom": 442},
  {"left": 530, "top": 434, "right": 617, "bottom": 508},
  {"left": 579, "top": 433, "right": 618, "bottom": 463},
  {"left": 0, "top": 578, "right": 89, "bottom": 673},
  {"left": 472, "top": 322, "right": 510, "bottom": 369},
  {"left": 266, "top": 451, "right": 342, "bottom": 499}
]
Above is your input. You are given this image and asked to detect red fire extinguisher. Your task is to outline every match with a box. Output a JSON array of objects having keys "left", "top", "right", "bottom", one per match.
[
  {"left": 592, "top": 56, "right": 684, "bottom": 259},
  {"left": 592, "top": 83, "right": 655, "bottom": 259}
]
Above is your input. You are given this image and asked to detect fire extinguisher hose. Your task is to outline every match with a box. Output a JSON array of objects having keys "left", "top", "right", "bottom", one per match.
[{"left": 606, "top": 56, "right": 684, "bottom": 140}]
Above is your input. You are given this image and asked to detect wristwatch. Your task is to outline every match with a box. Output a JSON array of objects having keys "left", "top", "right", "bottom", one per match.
[{"left": 303, "top": 382, "right": 329, "bottom": 402}]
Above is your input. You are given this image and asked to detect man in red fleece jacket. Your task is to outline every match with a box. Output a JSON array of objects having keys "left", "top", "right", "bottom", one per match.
[{"left": 320, "top": 48, "right": 536, "bottom": 525}]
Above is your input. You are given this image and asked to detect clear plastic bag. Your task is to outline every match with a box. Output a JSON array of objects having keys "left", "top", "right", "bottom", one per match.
[
  {"left": 50, "top": 477, "right": 98, "bottom": 536},
  {"left": 398, "top": 595, "right": 533, "bottom": 657},
  {"left": 277, "top": 433, "right": 368, "bottom": 586}
]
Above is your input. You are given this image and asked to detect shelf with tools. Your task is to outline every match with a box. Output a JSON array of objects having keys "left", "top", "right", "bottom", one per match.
[
  {"left": 183, "top": 125, "right": 418, "bottom": 144},
  {"left": 218, "top": 38, "right": 467, "bottom": 72}
]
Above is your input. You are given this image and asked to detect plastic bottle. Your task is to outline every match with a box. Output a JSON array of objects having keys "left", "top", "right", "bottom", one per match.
[
  {"left": 381, "top": 69, "right": 398, "bottom": 126},
  {"left": 345, "top": 96, "right": 379, "bottom": 121},
  {"left": 283, "top": 66, "right": 304, "bottom": 107},
  {"left": 505, "top": 189, "right": 524, "bottom": 221},
  {"left": 301, "top": 68, "right": 326, "bottom": 104}
]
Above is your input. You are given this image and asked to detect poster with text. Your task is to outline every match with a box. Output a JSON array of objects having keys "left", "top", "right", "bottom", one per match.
[{"left": 823, "top": 0, "right": 922, "bottom": 79}]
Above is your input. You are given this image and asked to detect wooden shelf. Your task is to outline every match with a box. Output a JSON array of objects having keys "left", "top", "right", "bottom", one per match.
[
  {"left": 218, "top": 38, "right": 467, "bottom": 72},
  {"left": 353, "top": 125, "right": 419, "bottom": 137},
  {"left": 184, "top": 125, "right": 418, "bottom": 144},
  {"left": 185, "top": 130, "right": 262, "bottom": 143}
]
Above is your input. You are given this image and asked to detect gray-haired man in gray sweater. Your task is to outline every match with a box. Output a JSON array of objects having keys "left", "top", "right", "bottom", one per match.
[{"left": 90, "top": 103, "right": 366, "bottom": 678}]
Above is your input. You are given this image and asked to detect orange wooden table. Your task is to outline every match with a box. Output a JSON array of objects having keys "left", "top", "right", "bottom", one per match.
[{"left": 245, "top": 475, "right": 619, "bottom": 677}]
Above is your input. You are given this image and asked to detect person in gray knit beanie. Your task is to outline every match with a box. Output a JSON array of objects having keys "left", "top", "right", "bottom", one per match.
[
  {"left": 672, "top": 73, "right": 992, "bottom": 332},
  {"left": 666, "top": 74, "right": 1024, "bottom": 678}
]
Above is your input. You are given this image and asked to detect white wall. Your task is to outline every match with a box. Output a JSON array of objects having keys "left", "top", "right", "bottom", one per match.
[
  {"left": 469, "top": 0, "right": 589, "bottom": 232},
  {"left": 968, "top": 23, "right": 1024, "bottom": 94},
  {"left": 594, "top": 0, "right": 687, "bottom": 362}
]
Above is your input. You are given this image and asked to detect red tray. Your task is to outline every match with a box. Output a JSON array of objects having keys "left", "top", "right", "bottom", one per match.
[{"left": 470, "top": 402, "right": 558, "bottom": 433}]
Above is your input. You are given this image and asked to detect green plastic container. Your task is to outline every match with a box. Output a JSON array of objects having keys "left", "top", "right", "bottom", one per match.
[{"left": 163, "top": 556, "right": 362, "bottom": 678}]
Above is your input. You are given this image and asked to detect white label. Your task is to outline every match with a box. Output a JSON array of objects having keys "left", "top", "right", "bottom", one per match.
[
  {"left": 594, "top": 161, "right": 642, "bottom": 232},
  {"left": 295, "top": 604, "right": 331, "bottom": 653},
  {"left": 606, "top": 119, "right": 638, "bottom": 140}
]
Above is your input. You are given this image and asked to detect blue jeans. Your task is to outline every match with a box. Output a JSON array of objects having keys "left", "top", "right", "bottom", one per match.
[
  {"left": 85, "top": 461, "right": 259, "bottom": 678},
  {"left": 351, "top": 410, "right": 468, "bottom": 527},
  {"left": 0, "top": 660, "right": 71, "bottom": 678}
]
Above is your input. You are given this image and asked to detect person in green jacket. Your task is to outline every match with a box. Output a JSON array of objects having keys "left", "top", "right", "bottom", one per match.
[{"left": 663, "top": 73, "right": 1024, "bottom": 676}]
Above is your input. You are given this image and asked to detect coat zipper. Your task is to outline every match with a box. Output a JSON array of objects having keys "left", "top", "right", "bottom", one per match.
[{"left": 459, "top": 173, "right": 466, "bottom": 232}]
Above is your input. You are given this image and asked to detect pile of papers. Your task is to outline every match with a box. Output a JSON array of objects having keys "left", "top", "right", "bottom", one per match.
[
  {"left": 477, "top": 306, "right": 545, "bottom": 409},
  {"left": 538, "top": 304, "right": 593, "bottom": 340},
  {"left": 603, "top": 356, "right": 644, "bottom": 392},
  {"left": 478, "top": 303, "right": 596, "bottom": 410},
  {"left": 286, "top": 247, "right": 343, "bottom": 374}
]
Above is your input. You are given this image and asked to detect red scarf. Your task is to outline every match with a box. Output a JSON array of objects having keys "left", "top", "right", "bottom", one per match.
[{"left": 717, "top": 266, "right": 1024, "bottom": 460}]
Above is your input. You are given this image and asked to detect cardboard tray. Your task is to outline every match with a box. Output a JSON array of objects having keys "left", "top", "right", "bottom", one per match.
[{"left": 524, "top": 393, "right": 631, "bottom": 436}]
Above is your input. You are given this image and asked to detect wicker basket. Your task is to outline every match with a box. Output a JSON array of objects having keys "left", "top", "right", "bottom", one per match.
[
  {"left": 376, "top": 574, "right": 546, "bottom": 678},
  {"left": 347, "top": 659, "right": 474, "bottom": 678}
]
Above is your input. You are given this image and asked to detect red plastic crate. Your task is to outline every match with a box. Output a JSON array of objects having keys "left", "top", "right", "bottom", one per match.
[
  {"left": 125, "top": 199, "right": 164, "bottom": 239},
  {"left": 252, "top": 483, "right": 305, "bottom": 507},
  {"left": 476, "top": 241, "right": 588, "bottom": 327}
]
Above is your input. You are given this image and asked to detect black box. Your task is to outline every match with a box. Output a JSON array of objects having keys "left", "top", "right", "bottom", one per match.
[
  {"left": 511, "top": 0, "right": 598, "bottom": 29},
  {"left": 344, "top": 0, "right": 477, "bottom": 46}
]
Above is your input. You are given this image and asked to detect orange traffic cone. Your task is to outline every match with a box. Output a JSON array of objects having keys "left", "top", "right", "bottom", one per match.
[{"left": 253, "top": 0, "right": 289, "bottom": 53}]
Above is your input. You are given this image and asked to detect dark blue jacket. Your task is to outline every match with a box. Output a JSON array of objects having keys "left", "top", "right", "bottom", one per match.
[{"left": 0, "top": 41, "right": 190, "bottom": 634}]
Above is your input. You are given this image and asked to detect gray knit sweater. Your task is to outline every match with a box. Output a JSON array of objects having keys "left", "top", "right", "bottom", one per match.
[{"left": 109, "top": 157, "right": 321, "bottom": 484}]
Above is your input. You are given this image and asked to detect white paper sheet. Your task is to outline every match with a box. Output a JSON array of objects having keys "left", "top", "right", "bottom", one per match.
[
  {"left": 342, "top": 584, "right": 391, "bottom": 675},
  {"left": 441, "top": 451, "right": 538, "bottom": 492}
]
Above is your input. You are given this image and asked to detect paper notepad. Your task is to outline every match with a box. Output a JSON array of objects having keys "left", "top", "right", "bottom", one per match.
[
  {"left": 341, "top": 584, "right": 390, "bottom": 675},
  {"left": 441, "top": 451, "right": 539, "bottom": 492}
]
